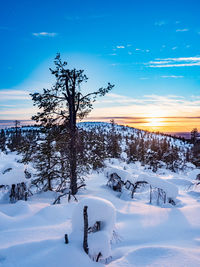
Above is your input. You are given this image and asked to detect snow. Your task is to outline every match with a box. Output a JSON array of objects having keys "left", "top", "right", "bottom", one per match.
[
  {"left": 72, "top": 197, "right": 115, "bottom": 235},
  {"left": 0, "top": 152, "right": 28, "bottom": 185},
  {"left": 0, "top": 167, "right": 199, "bottom": 266},
  {"left": 105, "top": 160, "right": 178, "bottom": 201},
  {"left": 71, "top": 197, "right": 116, "bottom": 260},
  {"left": 137, "top": 173, "right": 178, "bottom": 200},
  {"left": 108, "top": 246, "right": 200, "bottom": 267},
  {"left": 186, "top": 168, "right": 200, "bottom": 180},
  {"left": 105, "top": 166, "right": 131, "bottom": 183},
  {"left": 0, "top": 126, "right": 200, "bottom": 266}
]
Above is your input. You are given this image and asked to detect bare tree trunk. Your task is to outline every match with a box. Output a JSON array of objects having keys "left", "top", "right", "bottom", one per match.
[
  {"left": 64, "top": 234, "right": 69, "bottom": 244},
  {"left": 83, "top": 205, "right": 89, "bottom": 254},
  {"left": 68, "top": 90, "right": 78, "bottom": 195},
  {"left": 164, "top": 191, "right": 166, "bottom": 204},
  {"left": 96, "top": 252, "right": 102, "bottom": 262},
  {"left": 157, "top": 188, "right": 160, "bottom": 205},
  {"left": 150, "top": 185, "right": 152, "bottom": 204},
  {"left": 47, "top": 177, "right": 52, "bottom": 191},
  {"left": 69, "top": 118, "right": 77, "bottom": 195}
]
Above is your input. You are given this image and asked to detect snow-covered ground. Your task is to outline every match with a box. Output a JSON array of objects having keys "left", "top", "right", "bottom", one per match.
[{"left": 1, "top": 160, "right": 200, "bottom": 267}]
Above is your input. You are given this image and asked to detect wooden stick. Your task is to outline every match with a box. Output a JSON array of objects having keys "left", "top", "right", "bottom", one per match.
[{"left": 83, "top": 206, "right": 89, "bottom": 254}]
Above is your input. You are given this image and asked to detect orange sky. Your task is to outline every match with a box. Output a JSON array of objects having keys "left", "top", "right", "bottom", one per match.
[{"left": 84, "top": 116, "right": 200, "bottom": 133}]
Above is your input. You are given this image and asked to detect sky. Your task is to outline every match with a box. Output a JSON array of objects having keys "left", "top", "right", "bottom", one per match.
[{"left": 1, "top": 0, "right": 200, "bottom": 133}]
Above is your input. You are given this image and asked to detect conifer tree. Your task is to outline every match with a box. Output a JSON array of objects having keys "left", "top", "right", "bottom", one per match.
[
  {"left": 31, "top": 54, "right": 114, "bottom": 195},
  {"left": 0, "top": 129, "right": 6, "bottom": 151},
  {"left": 107, "top": 120, "right": 121, "bottom": 158},
  {"left": 191, "top": 128, "right": 198, "bottom": 143}
]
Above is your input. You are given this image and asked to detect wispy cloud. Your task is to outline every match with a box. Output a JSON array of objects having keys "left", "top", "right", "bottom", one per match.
[
  {"left": 176, "top": 28, "right": 189, "bottom": 32},
  {"left": 91, "top": 93, "right": 200, "bottom": 119},
  {"left": 32, "top": 32, "right": 57, "bottom": 37},
  {"left": 0, "top": 90, "right": 37, "bottom": 119},
  {"left": 0, "top": 107, "right": 38, "bottom": 120},
  {"left": 147, "top": 56, "right": 200, "bottom": 67},
  {"left": 0, "top": 90, "right": 31, "bottom": 100},
  {"left": 155, "top": 21, "right": 166, "bottom": 26},
  {"left": 116, "top": 45, "right": 125, "bottom": 49},
  {"left": 161, "top": 75, "right": 184, "bottom": 78}
]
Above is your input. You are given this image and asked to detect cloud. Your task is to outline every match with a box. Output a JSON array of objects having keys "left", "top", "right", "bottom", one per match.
[
  {"left": 116, "top": 46, "right": 125, "bottom": 49},
  {"left": 0, "top": 89, "right": 38, "bottom": 119},
  {"left": 176, "top": 28, "right": 189, "bottom": 32},
  {"left": 32, "top": 32, "right": 57, "bottom": 37},
  {"left": 147, "top": 56, "right": 200, "bottom": 67},
  {"left": 161, "top": 75, "right": 184, "bottom": 78},
  {"left": 0, "top": 107, "right": 38, "bottom": 120},
  {"left": 90, "top": 93, "right": 200, "bottom": 119},
  {"left": 155, "top": 21, "right": 166, "bottom": 26},
  {"left": 0, "top": 90, "right": 31, "bottom": 100}
]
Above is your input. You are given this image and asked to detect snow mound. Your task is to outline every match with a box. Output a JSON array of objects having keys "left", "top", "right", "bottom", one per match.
[
  {"left": 0, "top": 210, "right": 13, "bottom": 228},
  {"left": 108, "top": 246, "right": 200, "bottom": 267},
  {"left": 0, "top": 200, "right": 31, "bottom": 217},
  {"left": 105, "top": 166, "right": 132, "bottom": 183},
  {"left": 106, "top": 163, "right": 178, "bottom": 202},
  {"left": 0, "top": 152, "right": 28, "bottom": 185},
  {"left": 72, "top": 197, "right": 116, "bottom": 260},
  {"left": 72, "top": 197, "right": 116, "bottom": 233},
  {"left": 187, "top": 168, "right": 200, "bottom": 180},
  {"left": 137, "top": 173, "right": 178, "bottom": 200}
]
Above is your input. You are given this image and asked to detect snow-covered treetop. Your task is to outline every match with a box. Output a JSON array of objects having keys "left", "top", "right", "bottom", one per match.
[
  {"left": 105, "top": 160, "right": 178, "bottom": 200},
  {"left": 0, "top": 152, "right": 29, "bottom": 186}
]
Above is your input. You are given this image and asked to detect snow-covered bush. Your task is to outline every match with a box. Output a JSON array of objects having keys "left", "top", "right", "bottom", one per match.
[
  {"left": 0, "top": 152, "right": 31, "bottom": 202},
  {"left": 106, "top": 163, "right": 178, "bottom": 205},
  {"left": 71, "top": 197, "right": 116, "bottom": 262}
]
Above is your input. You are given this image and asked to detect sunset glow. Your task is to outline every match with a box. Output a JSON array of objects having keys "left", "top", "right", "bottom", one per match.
[
  {"left": 145, "top": 117, "right": 165, "bottom": 127},
  {"left": 84, "top": 115, "right": 200, "bottom": 134}
]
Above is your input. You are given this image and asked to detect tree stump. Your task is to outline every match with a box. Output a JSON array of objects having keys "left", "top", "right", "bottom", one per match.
[{"left": 83, "top": 205, "right": 89, "bottom": 254}]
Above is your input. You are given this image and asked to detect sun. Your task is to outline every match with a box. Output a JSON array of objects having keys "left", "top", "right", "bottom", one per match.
[{"left": 145, "top": 117, "right": 165, "bottom": 127}]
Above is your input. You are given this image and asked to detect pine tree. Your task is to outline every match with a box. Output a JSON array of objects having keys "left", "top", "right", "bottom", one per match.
[
  {"left": 0, "top": 129, "right": 6, "bottom": 151},
  {"left": 32, "top": 130, "right": 59, "bottom": 191},
  {"left": 191, "top": 128, "right": 198, "bottom": 143},
  {"left": 30, "top": 54, "right": 114, "bottom": 195},
  {"left": 107, "top": 120, "right": 121, "bottom": 158}
]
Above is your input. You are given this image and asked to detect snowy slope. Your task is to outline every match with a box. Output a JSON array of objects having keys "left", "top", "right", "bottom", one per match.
[
  {"left": 78, "top": 122, "right": 191, "bottom": 150},
  {"left": 0, "top": 123, "right": 199, "bottom": 266},
  {"left": 0, "top": 163, "right": 200, "bottom": 267}
]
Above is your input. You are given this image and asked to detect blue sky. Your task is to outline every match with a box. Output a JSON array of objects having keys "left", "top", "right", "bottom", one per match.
[{"left": 1, "top": 0, "right": 200, "bottom": 132}]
